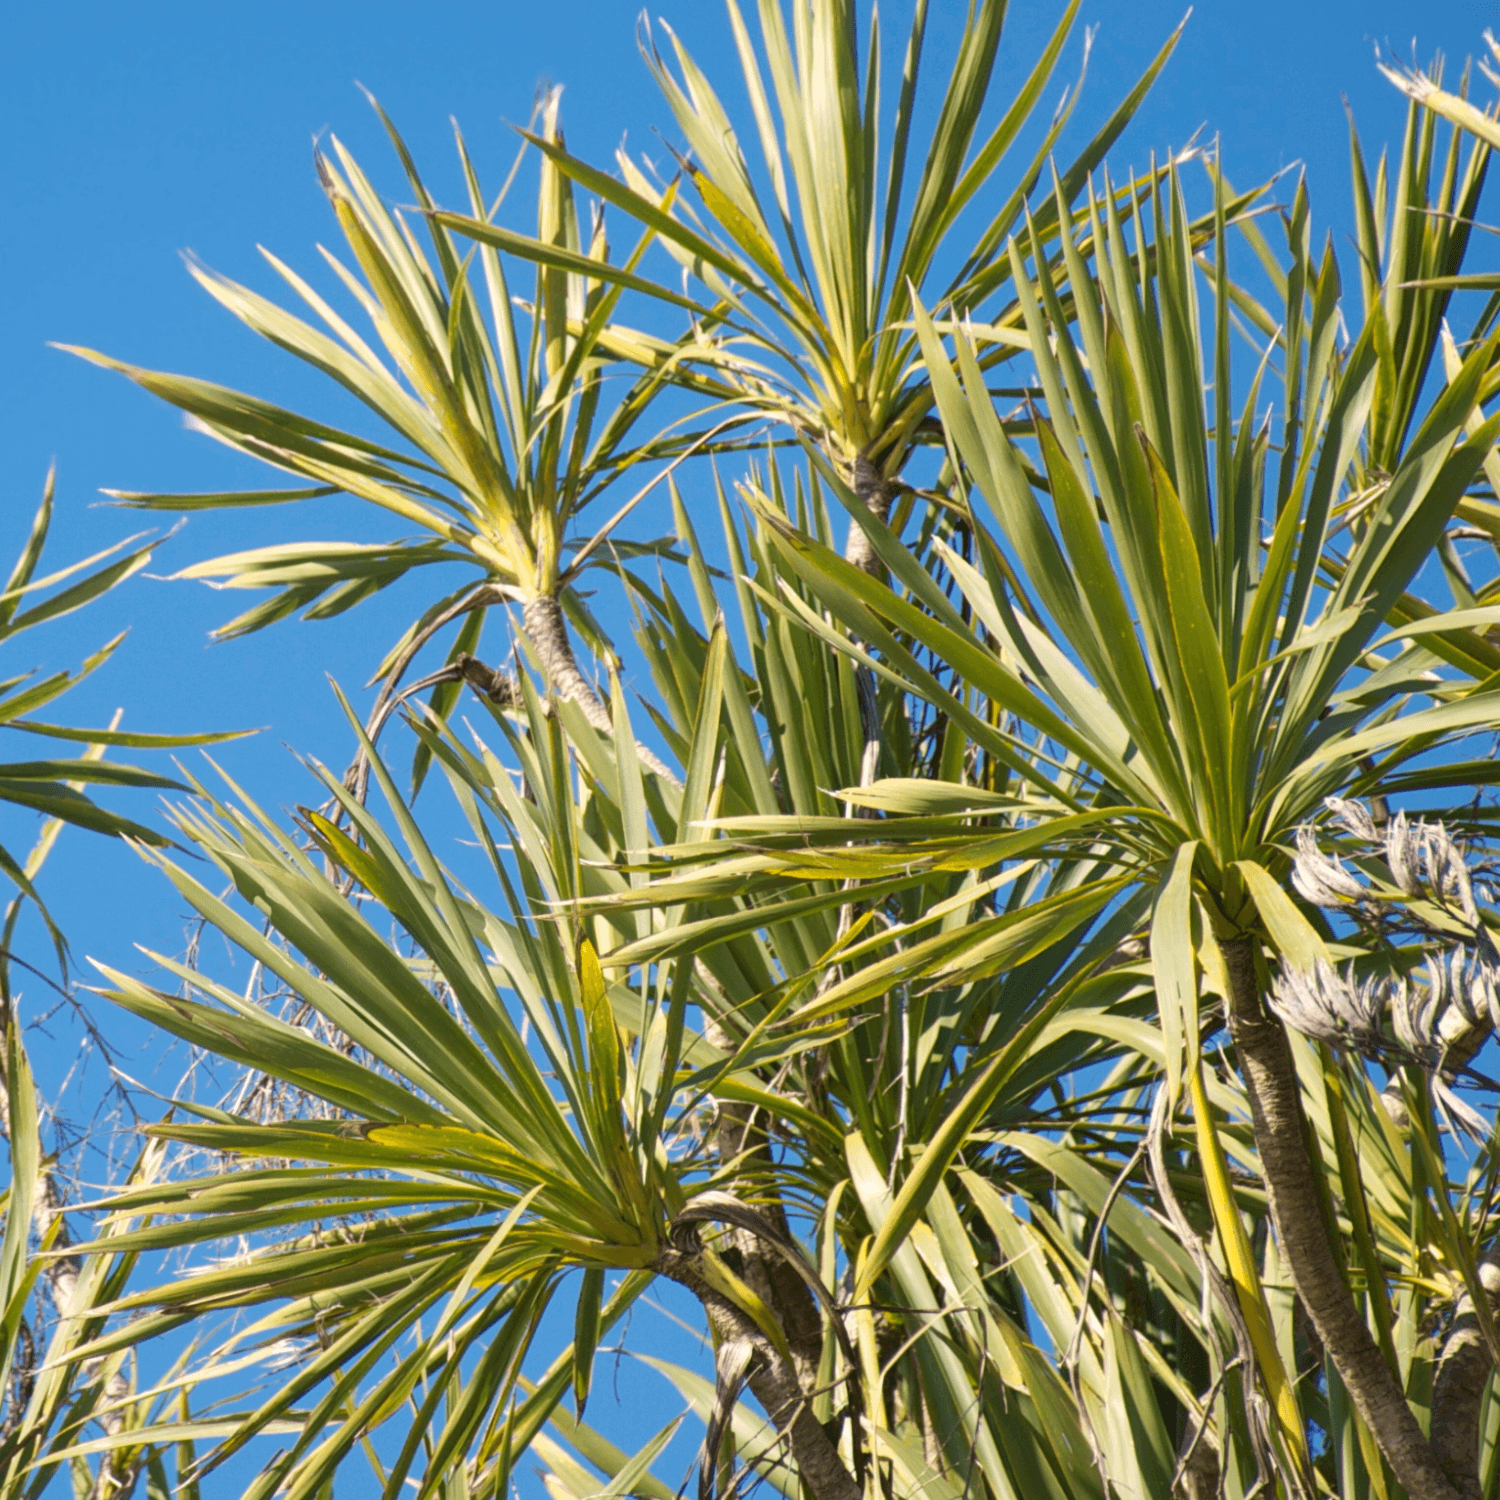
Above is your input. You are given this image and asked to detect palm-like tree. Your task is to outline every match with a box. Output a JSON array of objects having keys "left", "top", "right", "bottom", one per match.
[
  {"left": 603, "top": 150, "right": 1500, "bottom": 1496},
  {"left": 65, "top": 530, "right": 1188, "bottom": 1498},
  {"left": 43, "top": 21, "right": 1500, "bottom": 1500},
  {"left": 451, "top": 0, "right": 1200, "bottom": 577},
  {"left": 67, "top": 93, "right": 699, "bottom": 783},
  {"left": 73, "top": 675, "right": 885, "bottom": 1499}
]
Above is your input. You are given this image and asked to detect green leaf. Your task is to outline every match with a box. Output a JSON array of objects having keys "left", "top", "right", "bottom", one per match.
[
  {"left": 571, "top": 1267, "right": 603, "bottom": 1417},
  {"left": 12, "top": 721, "right": 256, "bottom": 749},
  {"left": 1151, "top": 842, "right": 1199, "bottom": 1109},
  {"left": 1232, "top": 858, "right": 1329, "bottom": 971},
  {"left": 854, "top": 928, "right": 1115, "bottom": 1300}
]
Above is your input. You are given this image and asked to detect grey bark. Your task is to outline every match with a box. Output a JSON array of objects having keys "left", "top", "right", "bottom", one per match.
[
  {"left": 343, "top": 585, "right": 680, "bottom": 792},
  {"left": 655, "top": 1245, "right": 862, "bottom": 1500},
  {"left": 842, "top": 454, "right": 896, "bottom": 579},
  {"left": 700, "top": 1022, "right": 825, "bottom": 1392},
  {"left": 1431, "top": 1251, "right": 1500, "bottom": 1500},
  {"left": 1222, "top": 938, "right": 1461, "bottom": 1500},
  {"left": 520, "top": 593, "right": 680, "bottom": 784},
  {"left": 522, "top": 594, "right": 613, "bottom": 735},
  {"left": 1358, "top": 937, "right": 1500, "bottom": 1494}
]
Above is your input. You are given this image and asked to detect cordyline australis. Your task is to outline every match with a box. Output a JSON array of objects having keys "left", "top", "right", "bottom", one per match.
[{"left": 23, "top": 9, "right": 1500, "bottom": 1500}]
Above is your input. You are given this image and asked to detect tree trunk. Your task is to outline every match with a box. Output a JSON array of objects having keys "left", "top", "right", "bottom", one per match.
[
  {"left": 1430, "top": 1252, "right": 1500, "bottom": 1500},
  {"left": 521, "top": 593, "right": 679, "bottom": 783},
  {"left": 1420, "top": 1010, "right": 1500, "bottom": 1499},
  {"left": 700, "top": 1019, "right": 825, "bottom": 1391},
  {"left": 522, "top": 593, "right": 613, "bottom": 733},
  {"left": 656, "top": 1246, "right": 862, "bottom": 1500},
  {"left": 1221, "top": 938, "right": 1461, "bottom": 1500},
  {"left": 842, "top": 454, "right": 896, "bottom": 579}
]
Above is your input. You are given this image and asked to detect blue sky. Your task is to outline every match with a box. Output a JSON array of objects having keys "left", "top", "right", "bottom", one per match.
[
  {"left": 1, "top": 0, "right": 1495, "bottom": 1490},
  {"left": 3, "top": 0, "right": 1489, "bottom": 986}
]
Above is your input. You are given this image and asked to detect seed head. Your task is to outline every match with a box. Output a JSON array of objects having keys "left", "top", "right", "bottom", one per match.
[
  {"left": 1386, "top": 811, "right": 1423, "bottom": 896},
  {"left": 1325, "top": 796, "right": 1379, "bottom": 843},
  {"left": 1424, "top": 823, "right": 1481, "bottom": 926},
  {"left": 1291, "top": 825, "right": 1366, "bottom": 907},
  {"left": 1436, "top": 945, "right": 1500, "bottom": 1033},
  {"left": 1432, "top": 1074, "right": 1491, "bottom": 1142},
  {"left": 1269, "top": 959, "right": 1385, "bottom": 1054},
  {"left": 1390, "top": 976, "right": 1440, "bottom": 1065}
]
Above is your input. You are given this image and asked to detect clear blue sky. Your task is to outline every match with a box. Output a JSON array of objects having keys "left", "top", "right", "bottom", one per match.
[
  {"left": 3, "top": 0, "right": 1488, "bottom": 975},
  {"left": 1, "top": 0, "right": 1493, "bottom": 1490}
]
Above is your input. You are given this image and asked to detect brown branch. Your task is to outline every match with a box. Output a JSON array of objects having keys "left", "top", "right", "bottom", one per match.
[
  {"left": 1222, "top": 937, "right": 1461, "bottom": 1500},
  {"left": 1431, "top": 1250, "right": 1500, "bottom": 1500},
  {"left": 695, "top": 1023, "right": 829, "bottom": 1391},
  {"left": 655, "top": 1244, "right": 862, "bottom": 1500},
  {"left": 341, "top": 583, "right": 504, "bottom": 805}
]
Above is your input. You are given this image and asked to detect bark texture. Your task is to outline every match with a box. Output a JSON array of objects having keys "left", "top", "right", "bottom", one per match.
[
  {"left": 1222, "top": 938, "right": 1461, "bottom": 1500},
  {"left": 655, "top": 1245, "right": 862, "bottom": 1500},
  {"left": 700, "top": 1024, "right": 826, "bottom": 1392},
  {"left": 522, "top": 594, "right": 613, "bottom": 734},
  {"left": 1430, "top": 1252, "right": 1500, "bottom": 1500},
  {"left": 521, "top": 592, "right": 679, "bottom": 783},
  {"left": 842, "top": 454, "right": 896, "bottom": 578},
  {"left": 1174, "top": 1428, "right": 1220, "bottom": 1500},
  {"left": 1411, "top": 1003, "right": 1500, "bottom": 1493}
]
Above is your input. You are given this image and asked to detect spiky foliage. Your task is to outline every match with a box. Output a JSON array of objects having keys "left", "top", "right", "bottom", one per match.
[
  {"left": 0, "top": 474, "right": 245, "bottom": 1500},
  {"left": 63, "top": 91, "right": 706, "bottom": 786},
  {"left": 596, "top": 124, "right": 1500, "bottom": 1490},
  {"left": 38, "top": 18, "right": 1500, "bottom": 1500},
  {"left": 0, "top": 471, "right": 254, "bottom": 954},
  {"left": 445, "top": 0, "right": 1206, "bottom": 576}
]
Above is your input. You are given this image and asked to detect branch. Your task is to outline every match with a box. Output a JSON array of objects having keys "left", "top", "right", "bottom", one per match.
[
  {"left": 1222, "top": 937, "right": 1461, "bottom": 1500},
  {"left": 842, "top": 453, "right": 898, "bottom": 580},
  {"left": 520, "top": 594, "right": 680, "bottom": 785},
  {"left": 655, "top": 1243, "right": 862, "bottom": 1500},
  {"left": 1431, "top": 1250, "right": 1500, "bottom": 1500}
]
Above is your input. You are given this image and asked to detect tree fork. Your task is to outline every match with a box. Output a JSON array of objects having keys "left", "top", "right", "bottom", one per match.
[
  {"left": 700, "top": 1019, "right": 826, "bottom": 1390},
  {"left": 655, "top": 1245, "right": 863, "bottom": 1500},
  {"left": 1430, "top": 1251, "right": 1500, "bottom": 1500},
  {"left": 1222, "top": 937, "right": 1461, "bottom": 1500}
]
